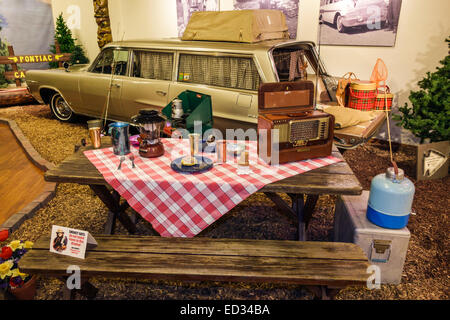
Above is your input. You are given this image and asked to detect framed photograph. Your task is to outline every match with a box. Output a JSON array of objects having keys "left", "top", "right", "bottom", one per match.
[
  {"left": 318, "top": 0, "right": 402, "bottom": 46},
  {"left": 233, "top": 0, "right": 299, "bottom": 39},
  {"left": 176, "top": 0, "right": 219, "bottom": 37}
]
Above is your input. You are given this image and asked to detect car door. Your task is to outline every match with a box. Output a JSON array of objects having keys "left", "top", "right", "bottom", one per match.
[
  {"left": 118, "top": 50, "right": 173, "bottom": 120},
  {"left": 168, "top": 52, "right": 260, "bottom": 131},
  {"left": 78, "top": 48, "right": 129, "bottom": 120}
]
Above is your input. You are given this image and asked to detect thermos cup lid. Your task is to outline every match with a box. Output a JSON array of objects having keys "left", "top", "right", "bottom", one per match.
[
  {"left": 386, "top": 167, "right": 405, "bottom": 181},
  {"left": 87, "top": 119, "right": 103, "bottom": 129}
]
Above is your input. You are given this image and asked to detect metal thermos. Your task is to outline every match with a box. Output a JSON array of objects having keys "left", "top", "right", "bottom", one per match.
[{"left": 366, "top": 167, "right": 415, "bottom": 229}]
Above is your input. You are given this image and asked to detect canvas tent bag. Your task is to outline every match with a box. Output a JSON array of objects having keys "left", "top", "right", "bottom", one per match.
[{"left": 182, "top": 10, "right": 289, "bottom": 43}]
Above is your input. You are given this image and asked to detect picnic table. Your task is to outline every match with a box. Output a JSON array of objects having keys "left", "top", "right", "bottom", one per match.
[{"left": 44, "top": 137, "right": 362, "bottom": 241}]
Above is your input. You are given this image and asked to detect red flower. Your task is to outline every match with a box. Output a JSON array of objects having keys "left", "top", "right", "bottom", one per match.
[
  {"left": 0, "top": 246, "right": 13, "bottom": 260},
  {"left": 10, "top": 276, "right": 24, "bottom": 288},
  {"left": 0, "top": 230, "right": 8, "bottom": 242}
]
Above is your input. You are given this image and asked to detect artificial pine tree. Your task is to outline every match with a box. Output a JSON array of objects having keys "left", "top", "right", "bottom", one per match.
[
  {"left": 394, "top": 37, "right": 450, "bottom": 143},
  {"left": 49, "top": 13, "right": 89, "bottom": 68},
  {"left": 70, "top": 44, "right": 89, "bottom": 65}
]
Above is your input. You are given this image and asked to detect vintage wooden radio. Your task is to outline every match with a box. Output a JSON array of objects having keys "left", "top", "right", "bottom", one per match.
[{"left": 257, "top": 81, "right": 335, "bottom": 164}]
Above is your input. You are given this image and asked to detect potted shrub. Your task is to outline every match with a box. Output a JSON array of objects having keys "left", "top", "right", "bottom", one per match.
[
  {"left": 0, "top": 230, "right": 36, "bottom": 300},
  {"left": 394, "top": 37, "right": 449, "bottom": 180}
]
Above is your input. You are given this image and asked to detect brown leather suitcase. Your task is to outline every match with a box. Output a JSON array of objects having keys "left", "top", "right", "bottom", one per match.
[
  {"left": 258, "top": 81, "right": 315, "bottom": 115},
  {"left": 257, "top": 81, "right": 334, "bottom": 164}
]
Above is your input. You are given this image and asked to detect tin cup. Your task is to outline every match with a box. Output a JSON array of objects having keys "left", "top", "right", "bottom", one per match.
[
  {"left": 189, "top": 133, "right": 200, "bottom": 162},
  {"left": 87, "top": 119, "right": 103, "bottom": 149},
  {"left": 237, "top": 151, "right": 251, "bottom": 175},
  {"left": 109, "top": 122, "right": 130, "bottom": 155},
  {"left": 216, "top": 140, "right": 227, "bottom": 164}
]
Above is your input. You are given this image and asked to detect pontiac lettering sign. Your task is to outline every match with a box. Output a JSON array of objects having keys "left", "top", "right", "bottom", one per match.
[{"left": 0, "top": 53, "right": 70, "bottom": 64}]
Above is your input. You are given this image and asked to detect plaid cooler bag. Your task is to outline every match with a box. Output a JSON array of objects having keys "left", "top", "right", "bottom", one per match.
[
  {"left": 374, "top": 86, "right": 394, "bottom": 111},
  {"left": 348, "top": 81, "right": 377, "bottom": 111}
]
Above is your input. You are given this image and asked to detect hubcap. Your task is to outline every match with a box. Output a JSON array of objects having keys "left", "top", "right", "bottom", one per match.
[
  {"left": 53, "top": 96, "right": 72, "bottom": 119},
  {"left": 337, "top": 17, "right": 344, "bottom": 31}
]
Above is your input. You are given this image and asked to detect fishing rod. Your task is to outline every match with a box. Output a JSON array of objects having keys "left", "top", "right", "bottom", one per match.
[{"left": 101, "top": 25, "right": 125, "bottom": 134}]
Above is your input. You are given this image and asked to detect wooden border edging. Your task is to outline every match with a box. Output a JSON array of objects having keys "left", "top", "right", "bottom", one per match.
[{"left": 0, "top": 117, "right": 57, "bottom": 233}]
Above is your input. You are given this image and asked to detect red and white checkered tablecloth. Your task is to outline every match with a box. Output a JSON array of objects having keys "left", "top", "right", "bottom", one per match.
[{"left": 84, "top": 139, "right": 341, "bottom": 237}]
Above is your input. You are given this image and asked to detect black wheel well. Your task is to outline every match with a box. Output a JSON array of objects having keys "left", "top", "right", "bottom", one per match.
[{"left": 39, "top": 88, "right": 58, "bottom": 105}]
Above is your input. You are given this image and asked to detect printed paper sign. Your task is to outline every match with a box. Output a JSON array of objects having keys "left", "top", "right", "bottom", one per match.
[
  {"left": 49, "top": 225, "right": 97, "bottom": 259},
  {"left": 423, "top": 149, "right": 447, "bottom": 177}
]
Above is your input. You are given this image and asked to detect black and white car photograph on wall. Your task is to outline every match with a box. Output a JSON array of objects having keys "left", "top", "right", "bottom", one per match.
[
  {"left": 234, "top": 0, "right": 299, "bottom": 39},
  {"left": 318, "top": 0, "right": 402, "bottom": 46},
  {"left": 176, "top": 0, "right": 219, "bottom": 37}
]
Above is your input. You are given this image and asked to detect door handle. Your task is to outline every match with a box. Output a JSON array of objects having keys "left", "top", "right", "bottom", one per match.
[
  {"left": 156, "top": 90, "right": 167, "bottom": 96},
  {"left": 112, "top": 83, "right": 121, "bottom": 88}
]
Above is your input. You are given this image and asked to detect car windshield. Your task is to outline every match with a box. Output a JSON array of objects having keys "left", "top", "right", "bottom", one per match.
[{"left": 90, "top": 48, "right": 129, "bottom": 75}]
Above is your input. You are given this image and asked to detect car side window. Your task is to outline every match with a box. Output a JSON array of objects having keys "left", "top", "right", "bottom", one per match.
[
  {"left": 91, "top": 48, "right": 129, "bottom": 76},
  {"left": 132, "top": 50, "right": 174, "bottom": 81},
  {"left": 178, "top": 53, "right": 261, "bottom": 91}
]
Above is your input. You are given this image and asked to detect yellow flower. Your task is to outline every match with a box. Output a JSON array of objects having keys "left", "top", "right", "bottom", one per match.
[
  {"left": 23, "top": 241, "right": 34, "bottom": 249},
  {"left": 11, "top": 268, "right": 28, "bottom": 279},
  {"left": 0, "top": 261, "right": 13, "bottom": 279},
  {"left": 8, "top": 240, "right": 22, "bottom": 251}
]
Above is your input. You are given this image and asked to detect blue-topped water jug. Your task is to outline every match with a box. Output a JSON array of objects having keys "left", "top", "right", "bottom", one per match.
[{"left": 367, "top": 167, "right": 415, "bottom": 229}]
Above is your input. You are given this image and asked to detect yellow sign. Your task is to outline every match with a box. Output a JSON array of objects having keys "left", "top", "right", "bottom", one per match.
[
  {"left": 14, "top": 71, "right": 26, "bottom": 79},
  {"left": 8, "top": 54, "right": 64, "bottom": 64}
]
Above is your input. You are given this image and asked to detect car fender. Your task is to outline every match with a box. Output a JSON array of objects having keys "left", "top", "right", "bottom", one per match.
[{"left": 38, "top": 85, "right": 75, "bottom": 113}]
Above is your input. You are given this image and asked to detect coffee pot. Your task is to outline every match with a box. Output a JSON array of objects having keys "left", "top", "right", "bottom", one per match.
[
  {"left": 108, "top": 122, "right": 130, "bottom": 155},
  {"left": 131, "top": 109, "right": 165, "bottom": 158}
]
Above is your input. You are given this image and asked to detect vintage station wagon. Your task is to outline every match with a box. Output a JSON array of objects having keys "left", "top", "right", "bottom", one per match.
[{"left": 26, "top": 38, "right": 336, "bottom": 131}]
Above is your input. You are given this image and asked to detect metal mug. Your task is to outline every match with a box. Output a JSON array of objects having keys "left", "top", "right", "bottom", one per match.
[
  {"left": 87, "top": 119, "right": 103, "bottom": 149},
  {"left": 109, "top": 122, "right": 130, "bottom": 155}
]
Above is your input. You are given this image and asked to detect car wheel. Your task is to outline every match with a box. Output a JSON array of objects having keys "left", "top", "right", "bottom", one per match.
[
  {"left": 50, "top": 93, "right": 75, "bottom": 122},
  {"left": 336, "top": 15, "right": 346, "bottom": 33}
]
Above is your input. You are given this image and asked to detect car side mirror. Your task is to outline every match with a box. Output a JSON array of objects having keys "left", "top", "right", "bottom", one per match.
[{"left": 63, "top": 62, "right": 70, "bottom": 72}]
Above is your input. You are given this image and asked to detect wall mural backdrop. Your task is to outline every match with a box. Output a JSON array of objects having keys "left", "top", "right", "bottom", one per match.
[
  {"left": 233, "top": 0, "right": 299, "bottom": 39},
  {"left": 176, "top": 0, "right": 219, "bottom": 37},
  {"left": 0, "top": 0, "right": 54, "bottom": 70},
  {"left": 318, "top": 0, "right": 402, "bottom": 47}
]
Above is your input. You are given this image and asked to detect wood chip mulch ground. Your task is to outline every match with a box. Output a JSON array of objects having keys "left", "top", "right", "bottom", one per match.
[{"left": 0, "top": 104, "right": 448, "bottom": 300}]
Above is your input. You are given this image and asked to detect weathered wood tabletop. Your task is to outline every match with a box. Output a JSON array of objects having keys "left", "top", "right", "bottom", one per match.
[
  {"left": 44, "top": 137, "right": 362, "bottom": 240},
  {"left": 45, "top": 137, "right": 362, "bottom": 194}
]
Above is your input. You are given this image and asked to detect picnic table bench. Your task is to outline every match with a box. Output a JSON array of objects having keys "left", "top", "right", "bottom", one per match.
[{"left": 19, "top": 235, "right": 370, "bottom": 300}]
